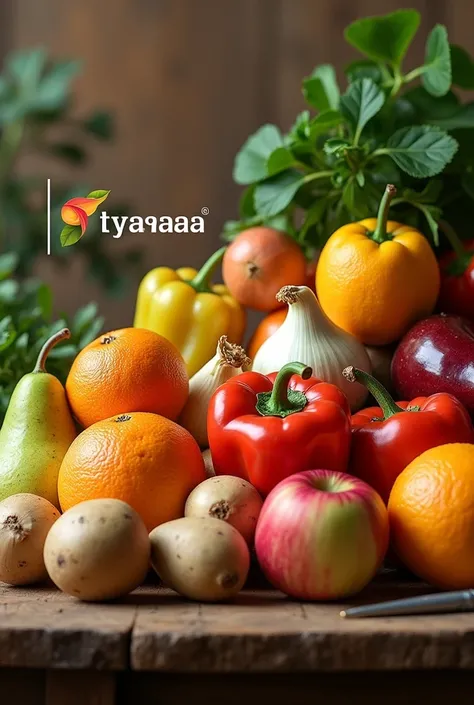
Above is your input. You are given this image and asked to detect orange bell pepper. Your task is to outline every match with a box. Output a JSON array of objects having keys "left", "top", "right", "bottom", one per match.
[{"left": 316, "top": 184, "right": 440, "bottom": 345}]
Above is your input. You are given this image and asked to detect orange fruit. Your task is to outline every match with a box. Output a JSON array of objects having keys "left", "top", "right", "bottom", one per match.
[
  {"left": 222, "top": 227, "right": 307, "bottom": 312},
  {"left": 66, "top": 328, "right": 188, "bottom": 428},
  {"left": 388, "top": 443, "right": 474, "bottom": 588},
  {"left": 58, "top": 412, "right": 206, "bottom": 531}
]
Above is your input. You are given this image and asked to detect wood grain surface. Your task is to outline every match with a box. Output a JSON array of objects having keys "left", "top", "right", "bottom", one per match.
[{"left": 1, "top": 577, "right": 474, "bottom": 673}]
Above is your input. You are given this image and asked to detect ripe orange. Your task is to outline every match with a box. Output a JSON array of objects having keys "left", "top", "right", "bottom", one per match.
[
  {"left": 58, "top": 412, "right": 206, "bottom": 531},
  {"left": 388, "top": 443, "right": 474, "bottom": 588},
  {"left": 66, "top": 328, "right": 188, "bottom": 428}
]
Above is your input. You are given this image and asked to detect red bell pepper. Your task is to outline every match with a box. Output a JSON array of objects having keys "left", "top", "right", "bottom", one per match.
[
  {"left": 343, "top": 366, "right": 474, "bottom": 503},
  {"left": 438, "top": 237, "right": 474, "bottom": 323},
  {"left": 207, "top": 362, "right": 351, "bottom": 496}
]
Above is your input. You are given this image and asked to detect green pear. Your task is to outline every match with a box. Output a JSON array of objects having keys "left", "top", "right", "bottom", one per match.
[{"left": 0, "top": 328, "right": 77, "bottom": 507}]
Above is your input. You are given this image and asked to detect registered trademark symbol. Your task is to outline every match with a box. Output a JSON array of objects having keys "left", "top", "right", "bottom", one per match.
[{"left": 201, "top": 207, "right": 209, "bottom": 216}]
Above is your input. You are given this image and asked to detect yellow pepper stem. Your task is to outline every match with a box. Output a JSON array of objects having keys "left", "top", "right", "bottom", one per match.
[
  {"left": 188, "top": 246, "right": 227, "bottom": 293},
  {"left": 371, "top": 184, "right": 397, "bottom": 244}
]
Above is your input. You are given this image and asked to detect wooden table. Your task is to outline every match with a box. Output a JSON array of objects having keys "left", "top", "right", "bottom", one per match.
[{"left": 2, "top": 574, "right": 474, "bottom": 705}]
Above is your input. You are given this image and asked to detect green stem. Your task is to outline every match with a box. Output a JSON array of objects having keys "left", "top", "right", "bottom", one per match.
[
  {"left": 188, "top": 246, "right": 226, "bottom": 293},
  {"left": 403, "top": 65, "right": 427, "bottom": 84},
  {"left": 440, "top": 220, "right": 468, "bottom": 261},
  {"left": 389, "top": 66, "right": 403, "bottom": 98},
  {"left": 33, "top": 328, "right": 71, "bottom": 373},
  {"left": 342, "top": 366, "right": 403, "bottom": 419},
  {"left": 256, "top": 362, "right": 312, "bottom": 418},
  {"left": 371, "top": 184, "right": 397, "bottom": 244},
  {"left": 439, "top": 220, "right": 472, "bottom": 276},
  {"left": 303, "top": 171, "right": 334, "bottom": 184}
]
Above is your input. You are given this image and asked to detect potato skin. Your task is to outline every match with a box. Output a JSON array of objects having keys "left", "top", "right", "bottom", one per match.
[
  {"left": 149, "top": 517, "right": 250, "bottom": 601},
  {"left": 0, "top": 493, "right": 60, "bottom": 586},
  {"left": 44, "top": 498, "right": 150, "bottom": 601},
  {"left": 185, "top": 476, "right": 263, "bottom": 544}
]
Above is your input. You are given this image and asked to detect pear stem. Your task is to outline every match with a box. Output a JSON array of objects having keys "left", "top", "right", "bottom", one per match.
[{"left": 34, "top": 328, "right": 71, "bottom": 373}]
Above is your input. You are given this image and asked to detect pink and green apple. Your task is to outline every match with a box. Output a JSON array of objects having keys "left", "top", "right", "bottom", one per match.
[{"left": 255, "top": 469, "right": 389, "bottom": 600}]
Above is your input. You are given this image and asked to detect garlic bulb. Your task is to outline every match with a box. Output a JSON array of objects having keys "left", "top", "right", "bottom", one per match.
[
  {"left": 252, "top": 286, "right": 371, "bottom": 410},
  {"left": 180, "top": 336, "right": 250, "bottom": 447}
]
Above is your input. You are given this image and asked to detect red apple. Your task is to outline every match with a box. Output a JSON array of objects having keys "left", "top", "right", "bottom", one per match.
[
  {"left": 392, "top": 314, "right": 474, "bottom": 415},
  {"left": 255, "top": 469, "right": 388, "bottom": 600}
]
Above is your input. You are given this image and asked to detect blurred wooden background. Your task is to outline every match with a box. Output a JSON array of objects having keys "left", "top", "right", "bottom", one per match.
[{"left": 1, "top": 0, "right": 474, "bottom": 327}]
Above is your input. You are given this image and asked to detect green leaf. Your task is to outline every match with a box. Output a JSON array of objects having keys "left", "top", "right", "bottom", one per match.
[
  {"left": 345, "top": 60, "right": 383, "bottom": 84},
  {"left": 48, "top": 344, "right": 77, "bottom": 360},
  {"left": 323, "top": 138, "right": 352, "bottom": 156},
  {"left": 401, "top": 180, "right": 443, "bottom": 204},
  {"left": 33, "top": 59, "right": 81, "bottom": 111},
  {"left": 267, "top": 147, "right": 294, "bottom": 176},
  {"left": 83, "top": 111, "right": 114, "bottom": 140},
  {"left": 6, "top": 48, "right": 46, "bottom": 87},
  {"left": 309, "top": 110, "right": 343, "bottom": 137},
  {"left": 72, "top": 302, "right": 99, "bottom": 336},
  {"left": 239, "top": 186, "right": 256, "bottom": 219},
  {"left": 288, "top": 111, "right": 311, "bottom": 140},
  {"left": 451, "top": 45, "right": 474, "bottom": 90},
  {"left": 79, "top": 317, "right": 104, "bottom": 347},
  {"left": 0, "top": 253, "right": 19, "bottom": 280},
  {"left": 254, "top": 170, "right": 305, "bottom": 218},
  {"left": 340, "top": 78, "right": 385, "bottom": 141},
  {"left": 299, "top": 199, "right": 327, "bottom": 242},
  {"left": 430, "top": 103, "right": 474, "bottom": 130},
  {"left": 404, "top": 86, "right": 459, "bottom": 121},
  {"left": 60, "top": 224, "right": 83, "bottom": 247},
  {"left": 0, "top": 280, "right": 19, "bottom": 302},
  {"left": 86, "top": 189, "right": 110, "bottom": 200},
  {"left": 414, "top": 204, "right": 442, "bottom": 244},
  {"left": 384, "top": 126, "right": 458, "bottom": 178},
  {"left": 344, "top": 9, "right": 420, "bottom": 66},
  {"left": 342, "top": 178, "right": 382, "bottom": 220},
  {"left": 233, "top": 125, "right": 283, "bottom": 185},
  {"left": 422, "top": 25, "right": 451, "bottom": 97},
  {"left": 36, "top": 284, "right": 53, "bottom": 319},
  {"left": 49, "top": 142, "right": 86, "bottom": 164},
  {"left": 303, "top": 65, "right": 339, "bottom": 112}
]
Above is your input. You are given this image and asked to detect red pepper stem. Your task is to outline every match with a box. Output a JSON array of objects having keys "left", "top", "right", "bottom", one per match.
[
  {"left": 33, "top": 328, "right": 71, "bottom": 373},
  {"left": 371, "top": 184, "right": 396, "bottom": 244},
  {"left": 189, "top": 247, "right": 226, "bottom": 293},
  {"left": 256, "top": 362, "right": 312, "bottom": 418},
  {"left": 342, "top": 366, "right": 403, "bottom": 419}
]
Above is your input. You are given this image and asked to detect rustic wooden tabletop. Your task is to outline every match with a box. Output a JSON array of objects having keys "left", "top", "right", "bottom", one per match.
[{"left": 2, "top": 574, "right": 474, "bottom": 705}]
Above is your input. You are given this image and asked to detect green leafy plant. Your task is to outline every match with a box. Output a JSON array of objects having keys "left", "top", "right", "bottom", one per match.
[
  {"left": 0, "top": 47, "right": 140, "bottom": 294},
  {"left": 226, "top": 9, "right": 474, "bottom": 254},
  {"left": 0, "top": 252, "right": 104, "bottom": 425}
]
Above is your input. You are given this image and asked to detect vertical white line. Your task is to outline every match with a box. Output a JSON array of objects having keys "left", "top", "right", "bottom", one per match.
[{"left": 46, "top": 178, "right": 51, "bottom": 255}]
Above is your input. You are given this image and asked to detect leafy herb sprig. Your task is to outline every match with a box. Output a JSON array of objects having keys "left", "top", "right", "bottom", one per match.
[
  {"left": 225, "top": 9, "right": 474, "bottom": 255},
  {"left": 0, "top": 47, "right": 140, "bottom": 294},
  {"left": 0, "top": 252, "right": 104, "bottom": 425}
]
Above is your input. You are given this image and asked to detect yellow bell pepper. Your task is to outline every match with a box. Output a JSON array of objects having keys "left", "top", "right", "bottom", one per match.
[{"left": 134, "top": 247, "right": 246, "bottom": 377}]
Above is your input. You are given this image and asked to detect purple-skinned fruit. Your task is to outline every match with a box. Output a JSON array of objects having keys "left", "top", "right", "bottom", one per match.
[{"left": 392, "top": 314, "right": 474, "bottom": 415}]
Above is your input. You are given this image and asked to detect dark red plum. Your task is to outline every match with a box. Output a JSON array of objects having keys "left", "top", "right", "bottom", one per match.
[{"left": 392, "top": 315, "right": 474, "bottom": 414}]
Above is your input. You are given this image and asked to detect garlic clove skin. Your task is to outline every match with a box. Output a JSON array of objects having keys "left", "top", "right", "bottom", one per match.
[
  {"left": 179, "top": 336, "right": 250, "bottom": 447},
  {"left": 252, "top": 286, "right": 371, "bottom": 411}
]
